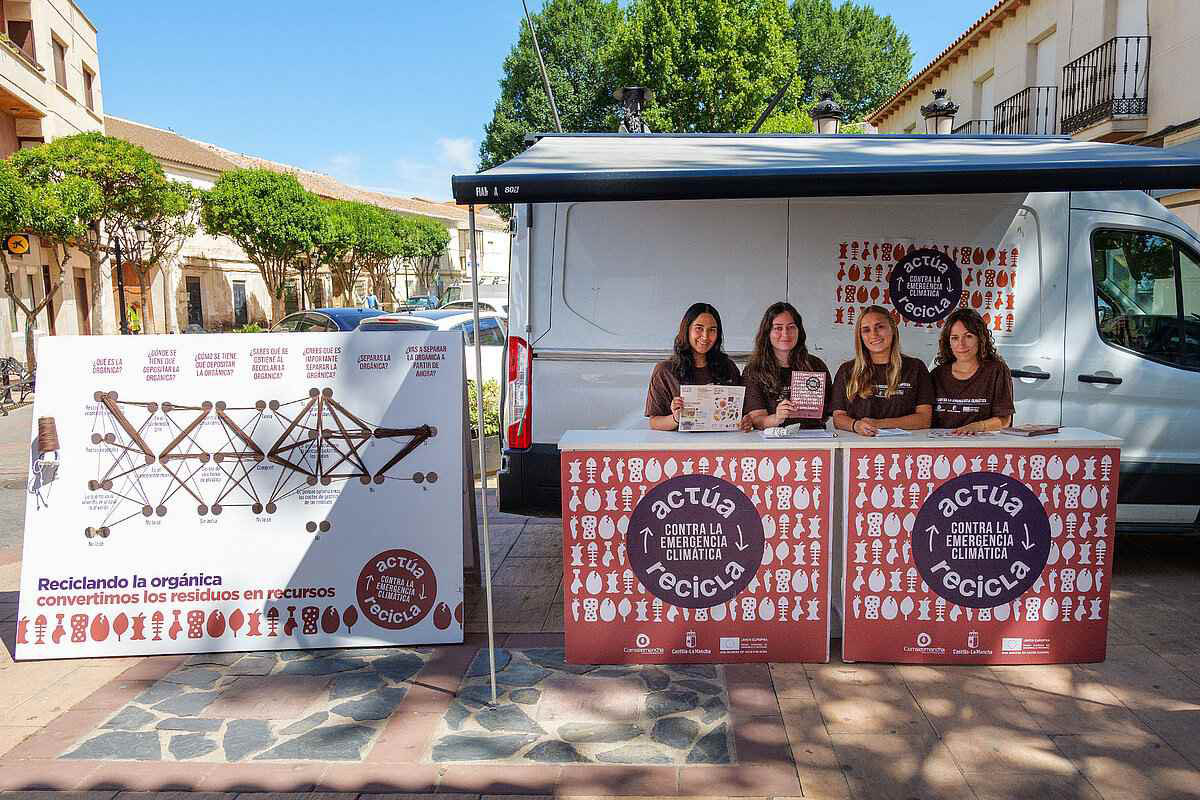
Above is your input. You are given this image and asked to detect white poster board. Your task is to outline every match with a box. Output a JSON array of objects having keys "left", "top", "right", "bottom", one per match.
[{"left": 16, "top": 332, "right": 464, "bottom": 659}]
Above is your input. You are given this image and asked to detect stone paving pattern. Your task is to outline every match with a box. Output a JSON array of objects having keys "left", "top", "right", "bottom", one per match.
[
  {"left": 1, "top": 487, "right": 1199, "bottom": 798},
  {"left": 433, "top": 648, "right": 733, "bottom": 765},
  {"left": 61, "top": 648, "right": 433, "bottom": 762}
]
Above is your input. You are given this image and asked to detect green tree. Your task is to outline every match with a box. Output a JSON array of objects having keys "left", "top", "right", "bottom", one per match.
[
  {"left": 200, "top": 169, "right": 322, "bottom": 323},
  {"left": 785, "top": 0, "right": 913, "bottom": 122},
  {"left": 611, "top": 0, "right": 797, "bottom": 133},
  {"left": 479, "top": 0, "right": 624, "bottom": 172},
  {"left": 397, "top": 216, "right": 452, "bottom": 298},
  {"left": 341, "top": 203, "right": 404, "bottom": 307},
  {"left": 299, "top": 200, "right": 355, "bottom": 308},
  {"left": 108, "top": 180, "right": 201, "bottom": 333},
  {"left": 9, "top": 131, "right": 171, "bottom": 336},
  {"left": 0, "top": 162, "right": 101, "bottom": 371}
]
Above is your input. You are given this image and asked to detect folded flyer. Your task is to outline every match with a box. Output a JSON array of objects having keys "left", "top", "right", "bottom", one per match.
[{"left": 678, "top": 384, "right": 746, "bottom": 432}]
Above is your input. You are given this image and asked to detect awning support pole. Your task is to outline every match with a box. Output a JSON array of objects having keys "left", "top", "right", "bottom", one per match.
[{"left": 469, "top": 204, "right": 499, "bottom": 704}]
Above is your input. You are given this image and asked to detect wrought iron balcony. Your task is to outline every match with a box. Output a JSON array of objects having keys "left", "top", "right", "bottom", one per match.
[
  {"left": 1061, "top": 35, "right": 1150, "bottom": 135},
  {"left": 952, "top": 119, "right": 994, "bottom": 135},
  {"left": 994, "top": 86, "right": 1058, "bottom": 135}
]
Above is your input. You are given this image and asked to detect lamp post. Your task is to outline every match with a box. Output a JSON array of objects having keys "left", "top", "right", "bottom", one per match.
[
  {"left": 613, "top": 86, "right": 654, "bottom": 134},
  {"left": 809, "top": 90, "right": 846, "bottom": 135},
  {"left": 921, "top": 88, "right": 960, "bottom": 135},
  {"left": 113, "top": 237, "right": 129, "bottom": 335}
]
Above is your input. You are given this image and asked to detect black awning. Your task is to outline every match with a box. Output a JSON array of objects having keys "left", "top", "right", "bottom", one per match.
[{"left": 452, "top": 133, "right": 1200, "bottom": 205}]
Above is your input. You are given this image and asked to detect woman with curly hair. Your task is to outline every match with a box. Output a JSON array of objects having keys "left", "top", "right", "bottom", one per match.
[
  {"left": 831, "top": 305, "right": 933, "bottom": 436},
  {"left": 741, "top": 302, "right": 832, "bottom": 430},
  {"left": 931, "top": 308, "right": 1014, "bottom": 434},
  {"left": 645, "top": 302, "right": 743, "bottom": 431}
]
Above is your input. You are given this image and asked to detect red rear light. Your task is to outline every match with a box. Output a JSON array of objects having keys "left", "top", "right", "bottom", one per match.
[{"left": 505, "top": 335, "right": 531, "bottom": 449}]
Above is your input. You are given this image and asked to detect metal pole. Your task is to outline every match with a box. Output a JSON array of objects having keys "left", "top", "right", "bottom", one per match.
[
  {"left": 469, "top": 205, "right": 498, "bottom": 703},
  {"left": 114, "top": 238, "right": 129, "bottom": 336},
  {"left": 521, "top": 0, "right": 563, "bottom": 133}
]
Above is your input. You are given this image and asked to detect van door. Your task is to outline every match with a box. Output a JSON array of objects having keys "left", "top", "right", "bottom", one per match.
[{"left": 1064, "top": 209, "right": 1200, "bottom": 512}]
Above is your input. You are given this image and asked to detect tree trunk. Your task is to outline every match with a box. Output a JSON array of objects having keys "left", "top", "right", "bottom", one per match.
[
  {"left": 269, "top": 289, "right": 286, "bottom": 326},
  {"left": 138, "top": 272, "right": 149, "bottom": 334},
  {"left": 88, "top": 249, "right": 114, "bottom": 334},
  {"left": 24, "top": 317, "right": 36, "bottom": 374}
]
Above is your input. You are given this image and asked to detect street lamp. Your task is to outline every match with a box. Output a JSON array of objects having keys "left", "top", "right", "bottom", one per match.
[
  {"left": 921, "top": 88, "right": 960, "bottom": 135},
  {"left": 809, "top": 90, "right": 846, "bottom": 135}
]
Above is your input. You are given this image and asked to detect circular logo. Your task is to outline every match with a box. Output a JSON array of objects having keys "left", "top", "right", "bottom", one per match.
[
  {"left": 635, "top": 633, "right": 651, "bottom": 648},
  {"left": 888, "top": 247, "right": 963, "bottom": 324},
  {"left": 356, "top": 549, "right": 437, "bottom": 629},
  {"left": 912, "top": 472, "right": 1050, "bottom": 608},
  {"left": 916, "top": 632, "right": 932, "bottom": 647},
  {"left": 5, "top": 234, "right": 29, "bottom": 255},
  {"left": 804, "top": 375, "right": 821, "bottom": 392},
  {"left": 627, "top": 474, "right": 764, "bottom": 608}
]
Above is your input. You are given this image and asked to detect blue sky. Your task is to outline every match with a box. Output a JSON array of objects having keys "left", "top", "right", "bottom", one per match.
[{"left": 87, "top": 1, "right": 995, "bottom": 201}]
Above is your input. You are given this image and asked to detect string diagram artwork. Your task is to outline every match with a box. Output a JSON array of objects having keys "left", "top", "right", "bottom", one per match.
[{"left": 82, "top": 387, "right": 435, "bottom": 538}]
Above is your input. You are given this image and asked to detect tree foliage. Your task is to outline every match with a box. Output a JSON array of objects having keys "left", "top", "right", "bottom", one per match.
[
  {"left": 479, "top": 0, "right": 623, "bottom": 173},
  {"left": 479, "top": 0, "right": 912, "bottom": 151},
  {"left": 109, "top": 179, "right": 201, "bottom": 333},
  {"left": 0, "top": 161, "right": 101, "bottom": 370},
  {"left": 301, "top": 200, "right": 355, "bottom": 307},
  {"left": 9, "top": 132, "right": 170, "bottom": 334},
  {"left": 612, "top": 0, "right": 797, "bottom": 133},
  {"left": 397, "top": 216, "right": 452, "bottom": 297},
  {"left": 200, "top": 168, "right": 322, "bottom": 323},
  {"left": 785, "top": 0, "right": 912, "bottom": 121}
]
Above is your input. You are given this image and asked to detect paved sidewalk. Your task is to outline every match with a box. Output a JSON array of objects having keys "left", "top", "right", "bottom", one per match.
[{"left": 1, "top": 406, "right": 1199, "bottom": 798}]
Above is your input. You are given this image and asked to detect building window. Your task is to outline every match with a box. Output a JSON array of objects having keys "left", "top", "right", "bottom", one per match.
[
  {"left": 82, "top": 66, "right": 95, "bottom": 111},
  {"left": 52, "top": 37, "right": 67, "bottom": 90},
  {"left": 6, "top": 20, "right": 36, "bottom": 62}
]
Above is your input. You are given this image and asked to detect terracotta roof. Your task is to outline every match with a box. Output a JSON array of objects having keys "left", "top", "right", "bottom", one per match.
[
  {"left": 105, "top": 116, "right": 239, "bottom": 173},
  {"left": 104, "top": 116, "right": 507, "bottom": 231},
  {"left": 868, "top": 0, "right": 1023, "bottom": 126}
]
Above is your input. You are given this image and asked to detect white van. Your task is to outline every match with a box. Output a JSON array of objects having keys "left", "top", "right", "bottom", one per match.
[{"left": 453, "top": 134, "right": 1200, "bottom": 531}]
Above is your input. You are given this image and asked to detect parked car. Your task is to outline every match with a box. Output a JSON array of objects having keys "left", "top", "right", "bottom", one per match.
[
  {"left": 440, "top": 299, "right": 509, "bottom": 316},
  {"left": 454, "top": 132, "right": 1200, "bottom": 528},
  {"left": 395, "top": 297, "right": 439, "bottom": 312},
  {"left": 356, "top": 310, "right": 507, "bottom": 385},
  {"left": 270, "top": 308, "right": 386, "bottom": 332}
]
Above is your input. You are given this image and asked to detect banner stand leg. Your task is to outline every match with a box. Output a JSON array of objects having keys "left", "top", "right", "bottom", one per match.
[{"left": 468, "top": 204, "right": 498, "bottom": 705}]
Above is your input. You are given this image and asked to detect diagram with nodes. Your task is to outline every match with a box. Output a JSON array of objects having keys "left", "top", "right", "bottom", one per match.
[
  {"left": 18, "top": 332, "right": 466, "bottom": 660},
  {"left": 83, "top": 386, "right": 437, "bottom": 538}
]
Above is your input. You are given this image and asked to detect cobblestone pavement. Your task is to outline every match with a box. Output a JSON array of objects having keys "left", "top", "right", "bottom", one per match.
[{"left": 1, "top": 456, "right": 1199, "bottom": 797}]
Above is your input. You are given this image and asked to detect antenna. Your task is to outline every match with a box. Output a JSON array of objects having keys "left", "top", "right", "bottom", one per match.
[
  {"left": 521, "top": 0, "right": 563, "bottom": 133},
  {"left": 749, "top": 72, "right": 796, "bottom": 133}
]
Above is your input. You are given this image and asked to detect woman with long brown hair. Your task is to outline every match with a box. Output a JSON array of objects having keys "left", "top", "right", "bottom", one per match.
[
  {"left": 645, "top": 302, "right": 742, "bottom": 431},
  {"left": 931, "top": 308, "right": 1014, "bottom": 434},
  {"left": 741, "top": 302, "right": 832, "bottom": 430},
  {"left": 831, "top": 305, "right": 933, "bottom": 436}
]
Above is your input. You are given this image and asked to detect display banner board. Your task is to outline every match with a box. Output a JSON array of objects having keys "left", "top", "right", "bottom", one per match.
[
  {"left": 16, "top": 333, "right": 464, "bottom": 659},
  {"left": 562, "top": 446, "right": 833, "bottom": 663},
  {"left": 841, "top": 443, "right": 1119, "bottom": 664}
]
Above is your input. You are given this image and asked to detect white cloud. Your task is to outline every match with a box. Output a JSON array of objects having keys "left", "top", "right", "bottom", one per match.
[
  {"left": 437, "top": 137, "right": 476, "bottom": 172},
  {"left": 392, "top": 137, "right": 478, "bottom": 202}
]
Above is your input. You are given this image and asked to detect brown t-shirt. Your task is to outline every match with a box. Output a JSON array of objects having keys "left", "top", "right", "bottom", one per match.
[
  {"left": 831, "top": 355, "right": 935, "bottom": 421},
  {"left": 931, "top": 360, "right": 1015, "bottom": 429},
  {"left": 742, "top": 356, "right": 833, "bottom": 428},
  {"left": 644, "top": 359, "right": 741, "bottom": 418}
]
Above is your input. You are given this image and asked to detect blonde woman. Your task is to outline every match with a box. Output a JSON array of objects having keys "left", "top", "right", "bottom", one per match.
[{"left": 831, "top": 305, "right": 933, "bottom": 437}]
